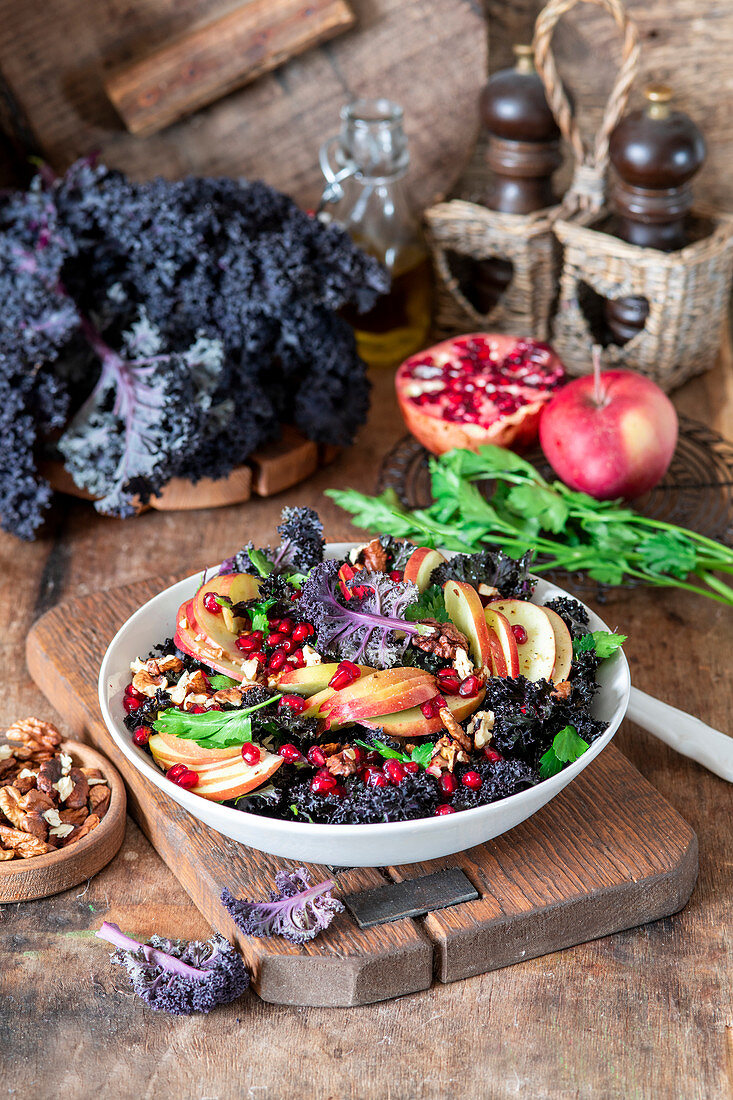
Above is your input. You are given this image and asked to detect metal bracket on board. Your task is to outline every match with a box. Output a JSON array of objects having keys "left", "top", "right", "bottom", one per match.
[{"left": 343, "top": 868, "right": 479, "bottom": 929}]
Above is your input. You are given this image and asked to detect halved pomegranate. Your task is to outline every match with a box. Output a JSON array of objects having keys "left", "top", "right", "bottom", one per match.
[{"left": 395, "top": 333, "right": 566, "bottom": 455}]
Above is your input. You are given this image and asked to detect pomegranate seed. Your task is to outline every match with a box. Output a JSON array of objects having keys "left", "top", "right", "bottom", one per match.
[
  {"left": 384, "top": 759, "right": 406, "bottom": 784},
  {"left": 435, "top": 804, "right": 455, "bottom": 815},
  {"left": 351, "top": 745, "right": 366, "bottom": 766},
  {"left": 290, "top": 590, "right": 301, "bottom": 601},
  {"left": 404, "top": 760, "right": 420, "bottom": 774},
  {"left": 189, "top": 704, "right": 206, "bottom": 714},
  {"left": 307, "top": 745, "right": 326, "bottom": 767},
  {"left": 462, "top": 770, "right": 482, "bottom": 790},
  {"left": 512, "top": 624, "right": 528, "bottom": 645},
  {"left": 248, "top": 651, "right": 266, "bottom": 666},
  {"left": 277, "top": 618, "right": 294, "bottom": 636},
  {"left": 389, "top": 570, "right": 402, "bottom": 582},
  {"left": 311, "top": 773, "right": 337, "bottom": 794},
  {"left": 437, "top": 668, "right": 461, "bottom": 695},
  {"left": 351, "top": 584, "right": 373, "bottom": 600},
  {"left": 266, "top": 631, "right": 286, "bottom": 648},
  {"left": 279, "top": 743, "right": 302, "bottom": 763},
  {"left": 366, "top": 769, "right": 389, "bottom": 788},
  {"left": 123, "top": 696, "right": 142, "bottom": 713},
  {"left": 236, "top": 631, "right": 263, "bottom": 653},
  {"left": 279, "top": 694, "right": 308, "bottom": 715},
  {"left": 124, "top": 683, "right": 144, "bottom": 700},
  {"left": 241, "top": 742, "right": 261, "bottom": 765},
  {"left": 458, "top": 675, "right": 481, "bottom": 697},
  {"left": 439, "top": 772, "right": 458, "bottom": 794},
  {"left": 484, "top": 747, "right": 503, "bottom": 763},
  {"left": 274, "top": 637, "right": 293, "bottom": 654},
  {"left": 291, "top": 622, "right": 314, "bottom": 643},
  {"left": 177, "top": 769, "right": 199, "bottom": 790},
  {"left": 207, "top": 703, "right": 222, "bottom": 711},
  {"left": 268, "top": 651, "right": 287, "bottom": 672},
  {"left": 329, "top": 660, "right": 361, "bottom": 690},
  {"left": 420, "top": 694, "right": 446, "bottom": 719},
  {"left": 289, "top": 648, "right": 305, "bottom": 668},
  {"left": 332, "top": 784, "right": 347, "bottom": 799},
  {"left": 166, "top": 764, "right": 188, "bottom": 783},
  {"left": 365, "top": 751, "right": 382, "bottom": 767},
  {"left": 132, "top": 727, "right": 151, "bottom": 747},
  {"left": 203, "top": 592, "right": 222, "bottom": 614}
]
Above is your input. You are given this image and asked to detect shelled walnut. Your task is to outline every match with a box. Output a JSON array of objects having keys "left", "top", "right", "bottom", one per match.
[{"left": 0, "top": 720, "right": 112, "bottom": 861}]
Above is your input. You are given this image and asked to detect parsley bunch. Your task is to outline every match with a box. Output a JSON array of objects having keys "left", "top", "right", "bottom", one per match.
[{"left": 328, "top": 445, "right": 733, "bottom": 606}]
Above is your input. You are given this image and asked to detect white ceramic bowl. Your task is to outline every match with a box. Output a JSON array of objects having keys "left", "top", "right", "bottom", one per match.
[{"left": 98, "top": 543, "right": 630, "bottom": 866}]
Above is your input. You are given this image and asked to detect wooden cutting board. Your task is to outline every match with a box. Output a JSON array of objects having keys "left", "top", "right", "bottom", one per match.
[{"left": 25, "top": 577, "right": 698, "bottom": 1007}]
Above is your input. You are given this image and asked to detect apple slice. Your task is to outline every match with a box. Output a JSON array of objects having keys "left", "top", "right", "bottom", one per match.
[
  {"left": 175, "top": 600, "right": 247, "bottom": 680},
  {"left": 152, "top": 730, "right": 244, "bottom": 765},
  {"left": 542, "top": 606, "right": 574, "bottom": 683},
  {"left": 278, "top": 663, "right": 376, "bottom": 696},
  {"left": 485, "top": 599, "right": 556, "bottom": 682},
  {"left": 190, "top": 751, "right": 283, "bottom": 802},
  {"left": 362, "top": 687, "right": 486, "bottom": 738},
  {"left": 483, "top": 607, "right": 520, "bottom": 678},
  {"left": 323, "top": 668, "right": 437, "bottom": 723},
  {"left": 442, "top": 580, "right": 494, "bottom": 673},
  {"left": 403, "top": 547, "right": 448, "bottom": 592}
]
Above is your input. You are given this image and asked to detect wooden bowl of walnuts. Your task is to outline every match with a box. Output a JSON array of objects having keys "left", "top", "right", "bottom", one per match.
[{"left": 0, "top": 718, "right": 126, "bottom": 901}]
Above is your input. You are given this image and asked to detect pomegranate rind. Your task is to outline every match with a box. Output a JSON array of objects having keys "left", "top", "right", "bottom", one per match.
[{"left": 395, "top": 332, "right": 565, "bottom": 456}]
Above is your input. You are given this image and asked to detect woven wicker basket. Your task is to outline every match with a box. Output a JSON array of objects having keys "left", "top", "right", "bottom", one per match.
[
  {"left": 532, "top": 0, "right": 733, "bottom": 389},
  {"left": 424, "top": 200, "right": 559, "bottom": 341}
]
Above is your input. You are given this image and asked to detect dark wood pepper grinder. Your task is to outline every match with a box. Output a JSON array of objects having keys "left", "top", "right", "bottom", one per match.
[
  {"left": 468, "top": 44, "right": 562, "bottom": 313},
  {"left": 604, "top": 83, "right": 706, "bottom": 344}
]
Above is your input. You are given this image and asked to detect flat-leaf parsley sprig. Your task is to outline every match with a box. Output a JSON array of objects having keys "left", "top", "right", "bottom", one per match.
[{"left": 327, "top": 445, "right": 733, "bottom": 606}]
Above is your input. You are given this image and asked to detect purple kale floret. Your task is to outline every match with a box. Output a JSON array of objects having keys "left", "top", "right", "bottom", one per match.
[
  {"left": 299, "top": 560, "right": 426, "bottom": 668},
  {"left": 543, "top": 596, "right": 590, "bottom": 639},
  {"left": 220, "top": 507, "right": 325, "bottom": 577},
  {"left": 221, "top": 868, "right": 344, "bottom": 945},
  {"left": 97, "top": 921, "right": 249, "bottom": 1015},
  {"left": 431, "top": 549, "right": 535, "bottom": 600}
]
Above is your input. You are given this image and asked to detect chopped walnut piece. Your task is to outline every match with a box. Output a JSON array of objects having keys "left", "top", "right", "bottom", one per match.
[
  {"left": 62, "top": 813, "right": 100, "bottom": 847},
  {"left": 552, "top": 680, "right": 572, "bottom": 701},
  {"left": 182, "top": 692, "right": 210, "bottom": 712},
  {"left": 325, "top": 747, "right": 360, "bottom": 777},
  {"left": 0, "top": 786, "right": 25, "bottom": 830},
  {"left": 64, "top": 768, "right": 90, "bottom": 810},
  {"left": 411, "top": 619, "right": 470, "bottom": 661},
  {"left": 212, "top": 687, "right": 243, "bottom": 707},
  {"left": 156, "top": 654, "right": 185, "bottom": 676},
  {"left": 359, "top": 538, "right": 389, "bottom": 573},
  {"left": 132, "top": 669, "right": 168, "bottom": 698},
  {"left": 0, "top": 823, "right": 53, "bottom": 856},
  {"left": 478, "top": 583, "right": 499, "bottom": 603},
  {"left": 6, "top": 718, "right": 62, "bottom": 753},
  {"left": 467, "top": 710, "right": 495, "bottom": 750},
  {"left": 428, "top": 735, "right": 469, "bottom": 774},
  {"left": 37, "top": 757, "right": 63, "bottom": 795},
  {"left": 80, "top": 768, "right": 104, "bottom": 781},
  {"left": 319, "top": 743, "right": 343, "bottom": 759},
  {"left": 438, "top": 708, "right": 472, "bottom": 752},
  {"left": 58, "top": 806, "right": 89, "bottom": 827},
  {"left": 0, "top": 848, "right": 14, "bottom": 860},
  {"left": 0, "top": 757, "right": 16, "bottom": 783},
  {"left": 88, "top": 784, "right": 111, "bottom": 819},
  {"left": 19, "top": 789, "right": 55, "bottom": 815}
]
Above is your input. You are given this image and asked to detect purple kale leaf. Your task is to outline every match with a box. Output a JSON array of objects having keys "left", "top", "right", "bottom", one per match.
[
  {"left": 221, "top": 506, "right": 325, "bottom": 576},
  {"left": 299, "top": 560, "right": 425, "bottom": 668},
  {"left": 97, "top": 921, "right": 249, "bottom": 1015},
  {"left": 221, "top": 868, "right": 344, "bottom": 945}
]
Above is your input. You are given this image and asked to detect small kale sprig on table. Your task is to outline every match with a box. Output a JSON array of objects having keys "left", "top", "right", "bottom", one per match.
[
  {"left": 328, "top": 445, "right": 733, "bottom": 606},
  {"left": 221, "top": 868, "right": 344, "bottom": 945}
]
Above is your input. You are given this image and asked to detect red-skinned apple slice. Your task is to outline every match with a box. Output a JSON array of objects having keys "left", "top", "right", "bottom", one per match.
[
  {"left": 322, "top": 668, "right": 437, "bottom": 723},
  {"left": 174, "top": 600, "right": 247, "bottom": 679},
  {"left": 403, "top": 547, "right": 448, "bottom": 592},
  {"left": 152, "top": 730, "right": 244, "bottom": 765},
  {"left": 190, "top": 752, "right": 283, "bottom": 802},
  {"left": 361, "top": 688, "right": 486, "bottom": 738},
  {"left": 278, "top": 663, "right": 376, "bottom": 696},
  {"left": 485, "top": 599, "right": 556, "bottom": 681},
  {"left": 541, "top": 606, "right": 573, "bottom": 683},
  {"left": 482, "top": 607, "right": 520, "bottom": 677},
  {"left": 442, "top": 579, "right": 494, "bottom": 673}
]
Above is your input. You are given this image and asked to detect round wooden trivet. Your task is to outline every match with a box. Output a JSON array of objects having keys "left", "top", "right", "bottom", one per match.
[
  {"left": 0, "top": 741, "right": 126, "bottom": 903},
  {"left": 378, "top": 416, "right": 733, "bottom": 600}
]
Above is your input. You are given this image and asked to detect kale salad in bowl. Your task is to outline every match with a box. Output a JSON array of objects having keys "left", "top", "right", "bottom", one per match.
[{"left": 98, "top": 508, "right": 630, "bottom": 865}]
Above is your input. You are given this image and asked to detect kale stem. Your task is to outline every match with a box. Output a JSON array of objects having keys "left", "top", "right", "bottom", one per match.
[{"left": 97, "top": 922, "right": 209, "bottom": 979}]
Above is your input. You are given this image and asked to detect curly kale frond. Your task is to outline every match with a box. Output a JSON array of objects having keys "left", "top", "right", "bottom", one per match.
[
  {"left": 221, "top": 868, "right": 344, "bottom": 945},
  {"left": 431, "top": 549, "right": 535, "bottom": 600},
  {"left": 543, "top": 596, "right": 590, "bottom": 639},
  {"left": 273, "top": 507, "right": 325, "bottom": 572},
  {"left": 299, "top": 561, "right": 423, "bottom": 668},
  {"left": 97, "top": 921, "right": 249, "bottom": 1015}
]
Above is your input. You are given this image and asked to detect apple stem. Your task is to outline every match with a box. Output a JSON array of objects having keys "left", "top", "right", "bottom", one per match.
[{"left": 592, "top": 345, "right": 605, "bottom": 407}]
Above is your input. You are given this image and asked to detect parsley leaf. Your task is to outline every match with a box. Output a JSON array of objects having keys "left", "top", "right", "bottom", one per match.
[
  {"left": 636, "top": 531, "right": 697, "bottom": 579},
  {"left": 538, "top": 725, "right": 589, "bottom": 779},
  {"left": 573, "top": 631, "right": 627, "bottom": 660},
  {"left": 153, "top": 695, "right": 282, "bottom": 749},
  {"left": 248, "top": 547, "right": 276, "bottom": 578},
  {"left": 208, "top": 674, "right": 238, "bottom": 690},
  {"left": 404, "top": 584, "right": 450, "bottom": 623},
  {"left": 355, "top": 738, "right": 436, "bottom": 769},
  {"left": 505, "top": 483, "right": 569, "bottom": 533}
]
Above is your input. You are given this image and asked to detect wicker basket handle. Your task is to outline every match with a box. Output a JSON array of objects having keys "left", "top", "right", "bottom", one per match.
[{"left": 532, "top": 0, "right": 640, "bottom": 215}]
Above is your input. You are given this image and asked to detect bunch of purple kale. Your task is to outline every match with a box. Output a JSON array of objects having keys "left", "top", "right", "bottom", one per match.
[{"left": 0, "top": 161, "right": 388, "bottom": 539}]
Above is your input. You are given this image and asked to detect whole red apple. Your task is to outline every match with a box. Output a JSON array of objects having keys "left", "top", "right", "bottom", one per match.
[{"left": 539, "top": 350, "right": 678, "bottom": 500}]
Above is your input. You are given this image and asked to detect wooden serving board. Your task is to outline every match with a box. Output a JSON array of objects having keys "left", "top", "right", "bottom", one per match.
[{"left": 25, "top": 578, "right": 698, "bottom": 1007}]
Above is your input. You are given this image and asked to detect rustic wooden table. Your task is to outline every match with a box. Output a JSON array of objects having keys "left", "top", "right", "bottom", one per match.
[{"left": 1, "top": 362, "right": 732, "bottom": 1100}]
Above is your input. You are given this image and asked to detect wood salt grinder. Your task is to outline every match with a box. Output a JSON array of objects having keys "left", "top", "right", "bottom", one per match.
[
  {"left": 604, "top": 83, "right": 706, "bottom": 344},
  {"left": 472, "top": 44, "right": 562, "bottom": 312}
]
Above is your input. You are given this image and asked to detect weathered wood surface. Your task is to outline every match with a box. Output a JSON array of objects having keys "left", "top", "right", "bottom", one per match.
[
  {"left": 104, "top": 0, "right": 356, "bottom": 137},
  {"left": 0, "top": 0, "right": 486, "bottom": 210},
  {"left": 0, "top": 740, "right": 126, "bottom": 903},
  {"left": 26, "top": 581, "right": 698, "bottom": 1002},
  {"left": 1, "top": 360, "right": 732, "bottom": 1095}
]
